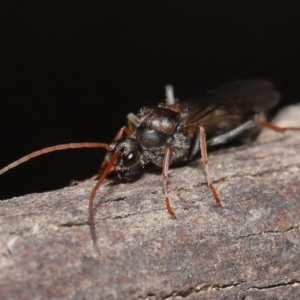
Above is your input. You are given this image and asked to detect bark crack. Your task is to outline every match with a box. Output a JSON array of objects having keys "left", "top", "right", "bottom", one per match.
[
  {"left": 246, "top": 279, "right": 300, "bottom": 291},
  {"left": 236, "top": 225, "right": 300, "bottom": 240}
]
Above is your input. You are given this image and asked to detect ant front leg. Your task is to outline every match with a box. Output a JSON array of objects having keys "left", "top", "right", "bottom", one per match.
[
  {"left": 127, "top": 113, "right": 141, "bottom": 130},
  {"left": 162, "top": 145, "right": 176, "bottom": 218},
  {"left": 70, "top": 174, "right": 100, "bottom": 185},
  {"left": 113, "top": 113, "right": 141, "bottom": 141},
  {"left": 113, "top": 126, "right": 131, "bottom": 141}
]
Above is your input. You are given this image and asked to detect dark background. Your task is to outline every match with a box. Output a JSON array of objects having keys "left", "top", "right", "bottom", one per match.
[{"left": 1, "top": 1, "right": 299, "bottom": 200}]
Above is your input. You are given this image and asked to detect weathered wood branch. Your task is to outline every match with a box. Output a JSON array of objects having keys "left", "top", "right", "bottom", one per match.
[{"left": 1, "top": 106, "right": 300, "bottom": 299}]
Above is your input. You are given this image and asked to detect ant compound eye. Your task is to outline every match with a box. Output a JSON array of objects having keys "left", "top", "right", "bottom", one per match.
[{"left": 123, "top": 151, "right": 140, "bottom": 168}]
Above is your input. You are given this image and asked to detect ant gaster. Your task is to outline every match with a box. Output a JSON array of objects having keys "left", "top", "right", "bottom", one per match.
[{"left": 1, "top": 79, "right": 300, "bottom": 253}]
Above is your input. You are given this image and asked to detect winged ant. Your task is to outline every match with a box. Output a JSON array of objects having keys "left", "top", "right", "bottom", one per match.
[{"left": 1, "top": 79, "right": 300, "bottom": 253}]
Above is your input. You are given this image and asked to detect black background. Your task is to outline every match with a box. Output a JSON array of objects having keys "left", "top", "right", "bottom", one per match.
[{"left": 1, "top": 1, "right": 299, "bottom": 199}]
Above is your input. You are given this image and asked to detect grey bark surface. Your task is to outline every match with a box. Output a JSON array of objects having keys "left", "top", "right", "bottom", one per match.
[{"left": 1, "top": 106, "right": 300, "bottom": 300}]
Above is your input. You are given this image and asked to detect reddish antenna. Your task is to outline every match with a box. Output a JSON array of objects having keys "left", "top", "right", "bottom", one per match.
[
  {"left": 0, "top": 143, "right": 110, "bottom": 175},
  {"left": 88, "top": 150, "right": 121, "bottom": 254}
]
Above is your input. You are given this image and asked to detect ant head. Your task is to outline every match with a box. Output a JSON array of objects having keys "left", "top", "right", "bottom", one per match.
[{"left": 105, "top": 138, "right": 144, "bottom": 174}]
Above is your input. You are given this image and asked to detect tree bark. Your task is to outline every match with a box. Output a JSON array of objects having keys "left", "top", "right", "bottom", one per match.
[{"left": 1, "top": 106, "right": 300, "bottom": 300}]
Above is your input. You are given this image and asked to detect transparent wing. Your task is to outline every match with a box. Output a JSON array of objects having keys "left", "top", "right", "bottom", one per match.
[
  {"left": 204, "top": 79, "right": 280, "bottom": 112},
  {"left": 184, "top": 79, "right": 280, "bottom": 128}
]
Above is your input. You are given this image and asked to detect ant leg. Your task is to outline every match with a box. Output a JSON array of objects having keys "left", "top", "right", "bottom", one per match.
[
  {"left": 162, "top": 145, "right": 176, "bottom": 218},
  {"left": 113, "top": 114, "right": 140, "bottom": 141},
  {"left": 257, "top": 120, "right": 300, "bottom": 132},
  {"left": 187, "top": 132, "right": 199, "bottom": 160},
  {"left": 165, "top": 85, "right": 176, "bottom": 105},
  {"left": 113, "top": 126, "right": 129, "bottom": 141},
  {"left": 199, "top": 126, "right": 222, "bottom": 207},
  {"left": 207, "top": 120, "right": 256, "bottom": 146},
  {"left": 70, "top": 174, "right": 99, "bottom": 185},
  {"left": 127, "top": 113, "right": 141, "bottom": 128}
]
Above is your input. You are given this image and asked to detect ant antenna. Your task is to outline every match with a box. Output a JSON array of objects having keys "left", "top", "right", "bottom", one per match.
[
  {"left": 88, "top": 150, "right": 121, "bottom": 254},
  {"left": 0, "top": 143, "right": 110, "bottom": 175}
]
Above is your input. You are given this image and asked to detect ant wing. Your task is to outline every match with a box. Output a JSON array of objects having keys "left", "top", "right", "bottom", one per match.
[
  {"left": 184, "top": 79, "right": 280, "bottom": 128},
  {"left": 203, "top": 79, "right": 280, "bottom": 112}
]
